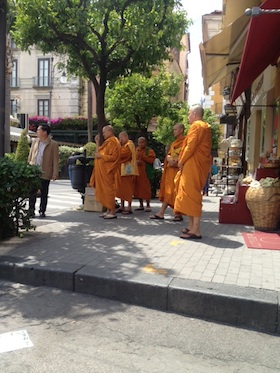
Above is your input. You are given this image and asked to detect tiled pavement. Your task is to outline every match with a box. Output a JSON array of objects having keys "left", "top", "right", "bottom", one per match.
[{"left": 0, "top": 195, "right": 279, "bottom": 333}]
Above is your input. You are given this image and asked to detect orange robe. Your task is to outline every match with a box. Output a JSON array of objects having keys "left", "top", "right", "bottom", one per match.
[
  {"left": 158, "top": 136, "right": 185, "bottom": 208},
  {"left": 133, "top": 146, "right": 156, "bottom": 200},
  {"left": 90, "top": 136, "right": 121, "bottom": 210},
  {"left": 115, "top": 140, "right": 138, "bottom": 203},
  {"left": 174, "top": 120, "right": 212, "bottom": 217}
]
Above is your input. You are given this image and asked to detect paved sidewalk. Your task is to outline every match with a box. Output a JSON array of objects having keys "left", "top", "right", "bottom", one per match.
[{"left": 0, "top": 196, "right": 279, "bottom": 333}]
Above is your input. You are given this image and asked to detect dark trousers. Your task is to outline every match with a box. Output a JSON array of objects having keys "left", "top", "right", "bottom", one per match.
[{"left": 29, "top": 179, "right": 50, "bottom": 214}]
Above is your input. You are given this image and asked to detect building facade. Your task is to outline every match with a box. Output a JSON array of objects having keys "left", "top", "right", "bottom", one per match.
[
  {"left": 200, "top": 0, "right": 280, "bottom": 175},
  {"left": 10, "top": 45, "right": 88, "bottom": 127}
]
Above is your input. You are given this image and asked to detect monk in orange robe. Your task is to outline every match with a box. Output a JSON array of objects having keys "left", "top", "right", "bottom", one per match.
[
  {"left": 150, "top": 123, "right": 185, "bottom": 221},
  {"left": 115, "top": 131, "right": 138, "bottom": 214},
  {"left": 174, "top": 105, "right": 212, "bottom": 239},
  {"left": 133, "top": 137, "right": 156, "bottom": 212},
  {"left": 89, "top": 125, "right": 121, "bottom": 219}
]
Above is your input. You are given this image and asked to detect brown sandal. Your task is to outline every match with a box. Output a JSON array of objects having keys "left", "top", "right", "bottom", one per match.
[{"left": 173, "top": 216, "right": 183, "bottom": 222}]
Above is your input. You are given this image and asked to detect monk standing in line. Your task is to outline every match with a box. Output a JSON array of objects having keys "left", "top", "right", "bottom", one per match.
[
  {"left": 174, "top": 105, "right": 212, "bottom": 239},
  {"left": 115, "top": 131, "right": 138, "bottom": 214},
  {"left": 90, "top": 125, "right": 121, "bottom": 219},
  {"left": 150, "top": 123, "right": 185, "bottom": 221},
  {"left": 134, "top": 137, "right": 156, "bottom": 212}
]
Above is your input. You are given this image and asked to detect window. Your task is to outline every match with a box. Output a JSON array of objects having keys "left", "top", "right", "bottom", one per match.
[
  {"left": 10, "top": 99, "right": 18, "bottom": 116},
  {"left": 10, "top": 60, "right": 18, "bottom": 87},
  {"left": 38, "top": 58, "right": 51, "bottom": 87},
  {"left": 10, "top": 39, "right": 17, "bottom": 49},
  {"left": 38, "top": 99, "right": 49, "bottom": 116}
]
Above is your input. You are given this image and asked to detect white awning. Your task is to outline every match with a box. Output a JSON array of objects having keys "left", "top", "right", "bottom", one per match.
[
  {"left": 200, "top": 15, "right": 250, "bottom": 94},
  {"left": 10, "top": 127, "right": 35, "bottom": 143}
]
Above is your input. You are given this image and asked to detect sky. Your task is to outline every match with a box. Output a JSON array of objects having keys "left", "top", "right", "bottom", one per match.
[{"left": 181, "top": 0, "right": 223, "bottom": 105}]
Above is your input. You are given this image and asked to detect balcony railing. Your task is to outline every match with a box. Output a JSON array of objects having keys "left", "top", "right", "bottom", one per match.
[{"left": 33, "top": 76, "right": 53, "bottom": 88}]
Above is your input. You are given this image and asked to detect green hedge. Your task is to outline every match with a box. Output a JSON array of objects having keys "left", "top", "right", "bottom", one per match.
[{"left": 0, "top": 158, "right": 41, "bottom": 240}]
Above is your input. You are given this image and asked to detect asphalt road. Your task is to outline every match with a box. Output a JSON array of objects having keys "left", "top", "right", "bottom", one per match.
[{"left": 0, "top": 280, "right": 279, "bottom": 373}]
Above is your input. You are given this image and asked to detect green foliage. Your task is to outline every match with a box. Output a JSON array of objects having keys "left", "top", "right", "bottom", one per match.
[
  {"left": 4, "top": 152, "right": 16, "bottom": 162},
  {"left": 210, "top": 123, "right": 222, "bottom": 151},
  {"left": 153, "top": 101, "right": 189, "bottom": 145},
  {"left": 203, "top": 108, "right": 217, "bottom": 125},
  {"left": 154, "top": 104, "right": 222, "bottom": 151},
  {"left": 15, "top": 129, "right": 30, "bottom": 162},
  {"left": 153, "top": 117, "right": 177, "bottom": 145},
  {"left": 0, "top": 158, "right": 41, "bottom": 240},
  {"left": 12, "top": 0, "right": 190, "bottom": 131},
  {"left": 150, "top": 168, "right": 163, "bottom": 199},
  {"left": 57, "top": 143, "right": 96, "bottom": 178},
  {"left": 106, "top": 71, "right": 182, "bottom": 133},
  {"left": 82, "top": 142, "right": 96, "bottom": 157},
  {"left": 145, "top": 134, "right": 166, "bottom": 163},
  {"left": 203, "top": 109, "right": 222, "bottom": 151},
  {"left": 58, "top": 145, "right": 81, "bottom": 172}
]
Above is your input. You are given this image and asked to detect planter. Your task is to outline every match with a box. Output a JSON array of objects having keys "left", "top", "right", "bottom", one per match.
[{"left": 245, "top": 186, "right": 280, "bottom": 231}]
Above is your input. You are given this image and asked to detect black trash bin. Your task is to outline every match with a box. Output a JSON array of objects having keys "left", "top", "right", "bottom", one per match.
[
  {"left": 68, "top": 154, "right": 85, "bottom": 190},
  {"left": 71, "top": 164, "right": 86, "bottom": 190},
  {"left": 68, "top": 154, "right": 94, "bottom": 192}
]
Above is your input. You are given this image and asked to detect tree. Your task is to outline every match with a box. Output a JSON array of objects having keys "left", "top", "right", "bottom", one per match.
[
  {"left": 106, "top": 71, "right": 182, "bottom": 135},
  {"left": 153, "top": 101, "right": 189, "bottom": 145},
  {"left": 154, "top": 105, "right": 222, "bottom": 152},
  {"left": 12, "top": 0, "right": 190, "bottom": 138},
  {"left": 15, "top": 129, "right": 30, "bottom": 162},
  {"left": 203, "top": 108, "right": 222, "bottom": 151}
]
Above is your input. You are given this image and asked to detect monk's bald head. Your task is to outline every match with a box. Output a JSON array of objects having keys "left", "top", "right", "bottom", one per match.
[
  {"left": 137, "top": 137, "right": 147, "bottom": 149},
  {"left": 119, "top": 131, "right": 129, "bottom": 145},
  {"left": 188, "top": 105, "right": 204, "bottom": 124},
  {"left": 192, "top": 105, "right": 204, "bottom": 118},
  {"left": 173, "top": 123, "right": 185, "bottom": 138},
  {"left": 102, "top": 125, "right": 114, "bottom": 139}
]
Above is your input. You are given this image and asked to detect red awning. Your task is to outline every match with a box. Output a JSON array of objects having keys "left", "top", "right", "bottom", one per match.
[{"left": 231, "top": 0, "right": 280, "bottom": 103}]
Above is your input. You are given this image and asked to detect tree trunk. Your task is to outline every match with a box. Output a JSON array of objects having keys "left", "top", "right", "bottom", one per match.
[
  {"left": 91, "top": 76, "right": 106, "bottom": 143},
  {"left": 87, "top": 80, "right": 93, "bottom": 143},
  {"left": 0, "top": 0, "right": 7, "bottom": 157},
  {"left": 135, "top": 115, "right": 148, "bottom": 138}
]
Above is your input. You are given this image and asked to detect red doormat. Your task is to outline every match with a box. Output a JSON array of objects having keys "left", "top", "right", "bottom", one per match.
[{"left": 242, "top": 232, "right": 280, "bottom": 250}]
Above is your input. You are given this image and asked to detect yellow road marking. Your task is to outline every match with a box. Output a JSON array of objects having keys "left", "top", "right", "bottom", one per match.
[
  {"left": 143, "top": 264, "right": 168, "bottom": 275},
  {"left": 170, "top": 240, "right": 184, "bottom": 246}
]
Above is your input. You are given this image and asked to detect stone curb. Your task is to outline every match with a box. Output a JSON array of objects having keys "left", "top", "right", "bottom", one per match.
[{"left": 0, "top": 259, "right": 279, "bottom": 334}]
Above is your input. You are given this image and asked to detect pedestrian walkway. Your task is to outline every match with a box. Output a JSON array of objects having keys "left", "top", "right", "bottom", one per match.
[
  {"left": 0, "top": 192, "right": 279, "bottom": 334},
  {"left": 44, "top": 180, "right": 83, "bottom": 214}
]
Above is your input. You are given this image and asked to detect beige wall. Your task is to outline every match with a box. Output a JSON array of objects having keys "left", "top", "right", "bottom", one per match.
[
  {"left": 165, "top": 34, "right": 190, "bottom": 102},
  {"left": 201, "top": 12, "right": 223, "bottom": 114},
  {"left": 222, "top": 0, "right": 261, "bottom": 27}
]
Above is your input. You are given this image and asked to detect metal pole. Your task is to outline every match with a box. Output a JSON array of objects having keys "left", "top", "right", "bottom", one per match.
[
  {"left": 0, "top": 0, "right": 7, "bottom": 157},
  {"left": 48, "top": 56, "right": 54, "bottom": 124},
  {"left": 245, "top": 7, "right": 280, "bottom": 17}
]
